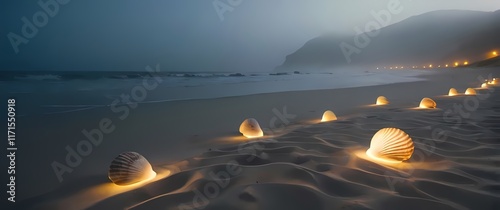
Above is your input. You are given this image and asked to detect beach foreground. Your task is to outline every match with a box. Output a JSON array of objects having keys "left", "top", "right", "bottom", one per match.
[{"left": 16, "top": 68, "right": 500, "bottom": 210}]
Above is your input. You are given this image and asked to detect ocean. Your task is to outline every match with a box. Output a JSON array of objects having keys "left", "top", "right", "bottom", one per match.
[{"left": 0, "top": 69, "right": 433, "bottom": 116}]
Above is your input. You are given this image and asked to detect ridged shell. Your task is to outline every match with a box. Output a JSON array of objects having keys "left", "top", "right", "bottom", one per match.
[
  {"left": 419, "top": 97, "right": 436, "bottom": 108},
  {"left": 108, "top": 152, "right": 156, "bottom": 186},
  {"left": 366, "top": 128, "right": 414, "bottom": 162},
  {"left": 376, "top": 96, "right": 389, "bottom": 105},
  {"left": 239, "top": 118, "right": 264, "bottom": 138},
  {"left": 321, "top": 110, "right": 338, "bottom": 122},
  {"left": 465, "top": 88, "right": 476, "bottom": 95},
  {"left": 481, "top": 83, "right": 488, "bottom": 88},
  {"left": 448, "top": 88, "right": 458, "bottom": 96}
]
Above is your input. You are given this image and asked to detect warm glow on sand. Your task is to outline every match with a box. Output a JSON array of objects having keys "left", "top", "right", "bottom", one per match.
[
  {"left": 365, "top": 128, "right": 414, "bottom": 163},
  {"left": 454, "top": 62, "right": 459, "bottom": 67},
  {"left": 366, "top": 150, "right": 404, "bottom": 164},
  {"left": 429, "top": 64, "right": 433, "bottom": 68},
  {"left": 448, "top": 88, "right": 458, "bottom": 96},
  {"left": 321, "top": 110, "right": 338, "bottom": 122},
  {"left": 376, "top": 96, "right": 389, "bottom": 105},
  {"left": 464, "top": 61, "right": 469, "bottom": 65},
  {"left": 56, "top": 169, "right": 171, "bottom": 210},
  {"left": 354, "top": 149, "right": 450, "bottom": 170},
  {"left": 419, "top": 97, "right": 437, "bottom": 109},
  {"left": 115, "top": 169, "right": 157, "bottom": 186},
  {"left": 445, "top": 64, "right": 449, "bottom": 67},
  {"left": 493, "top": 51, "right": 498, "bottom": 56},
  {"left": 239, "top": 118, "right": 264, "bottom": 138},
  {"left": 465, "top": 88, "right": 476, "bottom": 95}
]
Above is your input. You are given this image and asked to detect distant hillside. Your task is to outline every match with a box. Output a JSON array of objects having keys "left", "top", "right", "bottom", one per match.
[
  {"left": 277, "top": 10, "right": 500, "bottom": 71},
  {"left": 469, "top": 55, "right": 500, "bottom": 67}
]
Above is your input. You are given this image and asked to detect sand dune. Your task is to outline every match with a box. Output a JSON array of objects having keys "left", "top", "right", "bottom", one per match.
[{"left": 17, "top": 69, "right": 500, "bottom": 210}]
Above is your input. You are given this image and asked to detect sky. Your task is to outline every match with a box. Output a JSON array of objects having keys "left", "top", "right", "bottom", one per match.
[{"left": 1, "top": 0, "right": 499, "bottom": 72}]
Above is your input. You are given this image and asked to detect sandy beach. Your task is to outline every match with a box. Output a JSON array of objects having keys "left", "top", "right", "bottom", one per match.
[{"left": 11, "top": 67, "right": 499, "bottom": 209}]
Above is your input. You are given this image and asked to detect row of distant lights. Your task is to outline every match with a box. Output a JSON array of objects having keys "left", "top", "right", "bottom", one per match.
[
  {"left": 379, "top": 62, "right": 467, "bottom": 70},
  {"left": 377, "top": 51, "right": 498, "bottom": 70}
]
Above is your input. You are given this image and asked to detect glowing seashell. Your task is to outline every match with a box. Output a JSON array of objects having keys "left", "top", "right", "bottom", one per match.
[
  {"left": 366, "top": 128, "right": 414, "bottom": 163},
  {"left": 239, "top": 118, "right": 264, "bottom": 138},
  {"left": 448, "top": 88, "right": 458, "bottom": 96},
  {"left": 376, "top": 96, "right": 389, "bottom": 105},
  {"left": 465, "top": 88, "right": 476, "bottom": 95},
  {"left": 321, "top": 110, "right": 338, "bottom": 122},
  {"left": 108, "top": 152, "right": 156, "bottom": 186},
  {"left": 419, "top": 97, "right": 436, "bottom": 108},
  {"left": 481, "top": 83, "right": 488, "bottom": 88}
]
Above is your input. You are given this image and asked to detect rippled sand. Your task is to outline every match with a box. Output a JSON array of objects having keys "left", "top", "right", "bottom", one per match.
[
  {"left": 86, "top": 88, "right": 500, "bottom": 210},
  {"left": 19, "top": 71, "right": 500, "bottom": 210}
]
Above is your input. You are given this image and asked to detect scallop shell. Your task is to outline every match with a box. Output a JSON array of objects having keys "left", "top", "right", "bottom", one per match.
[
  {"left": 239, "top": 118, "right": 264, "bottom": 138},
  {"left": 448, "top": 88, "right": 458, "bottom": 96},
  {"left": 419, "top": 97, "right": 436, "bottom": 108},
  {"left": 376, "top": 96, "right": 389, "bottom": 105},
  {"left": 465, "top": 88, "right": 476, "bottom": 95},
  {"left": 366, "top": 128, "right": 414, "bottom": 162},
  {"left": 481, "top": 83, "right": 488, "bottom": 88},
  {"left": 321, "top": 110, "right": 338, "bottom": 122},
  {"left": 108, "top": 152, "right": 156, "bottom": 186}
]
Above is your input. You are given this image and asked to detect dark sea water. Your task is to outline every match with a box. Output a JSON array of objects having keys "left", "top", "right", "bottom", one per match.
[{"left": 0, "top": 69, "right": 433, "bottom": 116}]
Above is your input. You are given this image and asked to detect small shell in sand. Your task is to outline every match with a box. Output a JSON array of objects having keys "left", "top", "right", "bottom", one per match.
[
  {"left": 108, "top": 152, "right": 156, "bottom": 186},
  {"left": 448, "top": 88, "right": 458, "bottom": 96},
  {"left": 376, "top": 96, "right": 389, "bottom": 105},
  {"left": 465, "top": 88, "right": 477, "bottom": 95},
  {"left": 321, "top": 110, "right": 338, "bottom": 122},
  {"left": 419, "top": 97, "right": 436, "bottom": 108},
  {"left": 239, "top": 118, "right": 264, "bottom": 138},
  {"left": 366, "top": 128, "right": 414, "bottom": 163}
]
